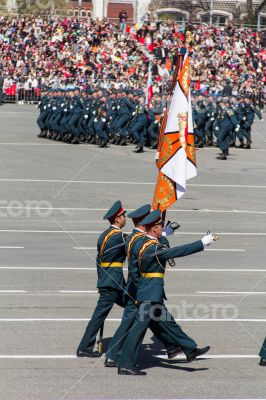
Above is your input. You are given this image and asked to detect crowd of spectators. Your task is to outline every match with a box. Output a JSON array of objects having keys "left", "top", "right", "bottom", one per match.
[{"left": 0, "top": 14, "right": 265, "bottom": 106}]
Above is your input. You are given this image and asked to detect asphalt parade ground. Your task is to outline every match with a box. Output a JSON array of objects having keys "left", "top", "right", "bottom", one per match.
[{"left": 0, "top": 104, "right": 265, "bottom": 400}]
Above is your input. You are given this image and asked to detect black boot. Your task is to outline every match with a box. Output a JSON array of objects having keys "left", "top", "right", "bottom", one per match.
[
  {"left": 100, "top": 140, "right": 108, "bottom": 148},
  {"left": 217, "top": 150, "right": 227, "bottom": 160},
  {"left": 118, "top": 367, "right": 146, "bottom": 376},
  {"left": 259, "top": 358, "right": 266, "bottom": 366},
  {"left": 71, "top": 137, "right": 80, "bottom": 144},
  {"left": 206, "top": 139, "right": 213, "bottom": 147},
  {"left": 236, "top": 140, "right": 244, "bottom": 148},
  {"left": 167, "top": 346, "right": 183, "bottom": 359},
  {"left": 134, "top": 145, "right": 144, "bottom": 153},
  {"left": 120, "top": 137, "right": 127, "bottom": 146},
  {"left": 186, "top": 346, "right": 210, "bottom": 362},
  {"left": 244, "top": 141, "right": 251, "bottom": 149}
]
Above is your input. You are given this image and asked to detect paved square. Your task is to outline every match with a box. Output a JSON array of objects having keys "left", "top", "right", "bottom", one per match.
[{"left": 0, "top": 105, "right": 265, "bottom": 399}]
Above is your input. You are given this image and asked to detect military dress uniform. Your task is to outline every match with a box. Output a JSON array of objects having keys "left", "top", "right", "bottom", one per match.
[
  {"left": 130, "top": 99, "right": 148, "bottom": 153},
  {"left": 105, "top": 205, "right": 182, "bottom": 367},
  {"left": 37, "top": 91, "right": 50, "bottom": 137},
  {"left": 118, "top": 210, "right": 212, "bottom": 375},
  {"left": 77, "top": 201, "right": 127, "bottom": 358}
]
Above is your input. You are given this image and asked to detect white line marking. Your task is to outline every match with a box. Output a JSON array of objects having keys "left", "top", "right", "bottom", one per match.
[
  {"left": 0, "top": 318, "right": 265, "bottom": 322},
  {"left": 157, "top": 354, "right": 259, "bottom": 360},
  {"left": 167, "top": 269, "right": 266, "bottom": 272},
  {"left": 0, "top": 206, "right": 266, "bottom": 215},
  {"left": 73, "top": 247, "right": 97, "bottom": 250},
  {"left": 0, "top": 143, "right": 135, "bottom": 147},
  {"left": 73, "top": 247, "right": 246, "bottom": 252},
  {"left": 0, "top": 267, "right": 265, "bottom": 272},
  {"left": 0, "top": 246, "right": 24, "bottom": 249},
  {"left": 0, "top": 230, "right": 265, "bottom": 236},
  {"left": 0, "top": 290, "right": 27, "bottom": 293},
  {"left": 58, "top": 290, "right": 98, "bottom": 294},
  {"left": 0, "top": 355, "right": 77, "bottom": 359},
  {"left": 198, "top": 291, "right": 266, "bottom": 295},
  {"left": 205, "top": 249, "right": 246, "bottom": 252},
  {"left": 0, "top": 354, "right": 259, "bottom": 360},
  {"left": 0, "top": 112, "right": 37, "bottom": 114},
  {"left": 0, "top": 143, "right": 71, "bottom": 146},
  {"left": 0, "top": 291, "right": 262, "bottom": 298},
  {"left": 0, "top": 179, "right": 265, "bottom": 189},
  {"left": 0, "top": 290, "right": 98, "bottom": 295}
]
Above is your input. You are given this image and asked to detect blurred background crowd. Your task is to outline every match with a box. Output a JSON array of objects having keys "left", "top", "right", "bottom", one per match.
[{"left": 0, "top": 14, "right": 265, "bottom": 107}]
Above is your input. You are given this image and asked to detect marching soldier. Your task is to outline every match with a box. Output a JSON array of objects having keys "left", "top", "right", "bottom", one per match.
[
  {"left": 105, "top": 204, "right": 182, "bottom": 367},
  {"left": 147, "top": 96, "right": 163, "bottom": 149},
  {"left": 130, "top": 96, "right": 148, "bottom": 153},
  {"left": 76, "top": 200, "right": 127, "bottom": 358},
  {"left": 118, "top": 210, "right": 215, "bottom": 375}
]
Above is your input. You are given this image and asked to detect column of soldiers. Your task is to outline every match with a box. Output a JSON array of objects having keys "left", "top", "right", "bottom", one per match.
[
  {"left": 37, "top": 87, "right": 166, "bottom": 153},
  {"left": 76, "top": 201, "right": 216, "bottom": 375},
  {"left": 37, "top": 89, "right": 263, "bottom": 158},
  {"left": 192, "top": 95, "right": 263, "bottom": 160},
  {"left": 76, "top": 201, "right": 266, "bottom": 373}
]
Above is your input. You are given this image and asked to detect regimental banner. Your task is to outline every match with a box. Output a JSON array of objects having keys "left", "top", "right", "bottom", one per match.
[{"left": 152, "top": 54, "right": 197, "bottom": 212}]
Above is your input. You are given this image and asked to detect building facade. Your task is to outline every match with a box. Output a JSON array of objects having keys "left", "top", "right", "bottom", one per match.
[
  {"left": 5, "top": 1, "right": 265, "bottom": 25},
  {"left": 67, "top": 0, "right": 266, "bottom": 25}
]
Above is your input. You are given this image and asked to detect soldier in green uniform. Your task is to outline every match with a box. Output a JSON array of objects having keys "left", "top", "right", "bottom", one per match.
[
  {"left": 118, "top": 210, "right": 215, "bottom": 375},
  {"left": 259, "top": 338, "right": 266, "bottom": 366},
  {"left": 105, "top": 204, "right": 182, "bottom": 367},
  {"left": 76, "top": 200, "right": 127, "bottom": 358}
]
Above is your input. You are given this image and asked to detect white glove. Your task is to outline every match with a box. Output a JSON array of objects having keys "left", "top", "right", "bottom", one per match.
[
  {"left": 94, "top": 118, "right": 98, "bottom": 122},
  {"left": 235, "top": 125, "right": 240, "bottom": 132},
  {"left": 215, "top": 127, "right": 219, "bottom": 131},
  {"left": 210, "top": 118, "right": 214, "bottom": 121},
  {"left": 93, "top": 111, "right": 96, "bottom": 115},
  {"left": 61, "top": 103, "right": 64, "bottom": 107},
  {"left": 155, "top": 120, "right": 158, "bottom": 124},
  {"left": 44, "top": 106, "right": 47, "bottom": 110},
  {"left": 162, "top": 226, "right": 174, "bottom": 236},
  {"left": 52, "top": 107, "right": 56, "bottom": 110},
  {"left": 243, "top": 116, "right": 246, "bottom": 121},
  {"left": 84, "top": 115, "right": 88, "bottom": 119},
  {"left": 132, "top": 111, "right": 136, "bottom": 116},
  {"left": 64, "top": 109, "right": 67, "bottom": 112},
  {"left": 201, "top": 233, "right": 215, "bottom": 247},
  {"left": 70, "top": 105, "right": 73, "bottom": 109},
  {"left": 102, "top": 118, "right": 106, "bottom": 122},
  {"left": 117, "top": 106, "right": 120, "bottom": 110}
]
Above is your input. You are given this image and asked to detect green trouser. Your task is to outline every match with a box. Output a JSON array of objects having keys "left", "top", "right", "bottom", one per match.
[
  {"left": 119, "top": 301, "right": 197, "bottom": 369},
  {"left": 107, "top": 298, "right": 182, "bottom": 362},
  {"left": 77, "top": 288, "right": 124, "bottom": 353},
  {"left": 259, "top": 337, "right": 266, "bottom": 358}
]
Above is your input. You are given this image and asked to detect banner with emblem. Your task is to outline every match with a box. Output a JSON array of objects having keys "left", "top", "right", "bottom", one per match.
[{"left": 152, "top": 54, "right": 197, "bottom": 212}]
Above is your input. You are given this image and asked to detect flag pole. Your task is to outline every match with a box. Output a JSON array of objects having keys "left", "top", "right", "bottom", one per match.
[{"left": 159, "top": 52, "right": 185, "bottom": 226}]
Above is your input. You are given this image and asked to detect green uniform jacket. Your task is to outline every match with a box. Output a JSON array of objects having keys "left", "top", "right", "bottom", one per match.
[
  {"left": 136, "top": 237, "right": 204, "bottom": 303},
  {"left": 125, "top": 230, "right": 171, "bottom": 300},
  {"left": 96, "top": 225, "right": 127, "bottom": 290}
]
